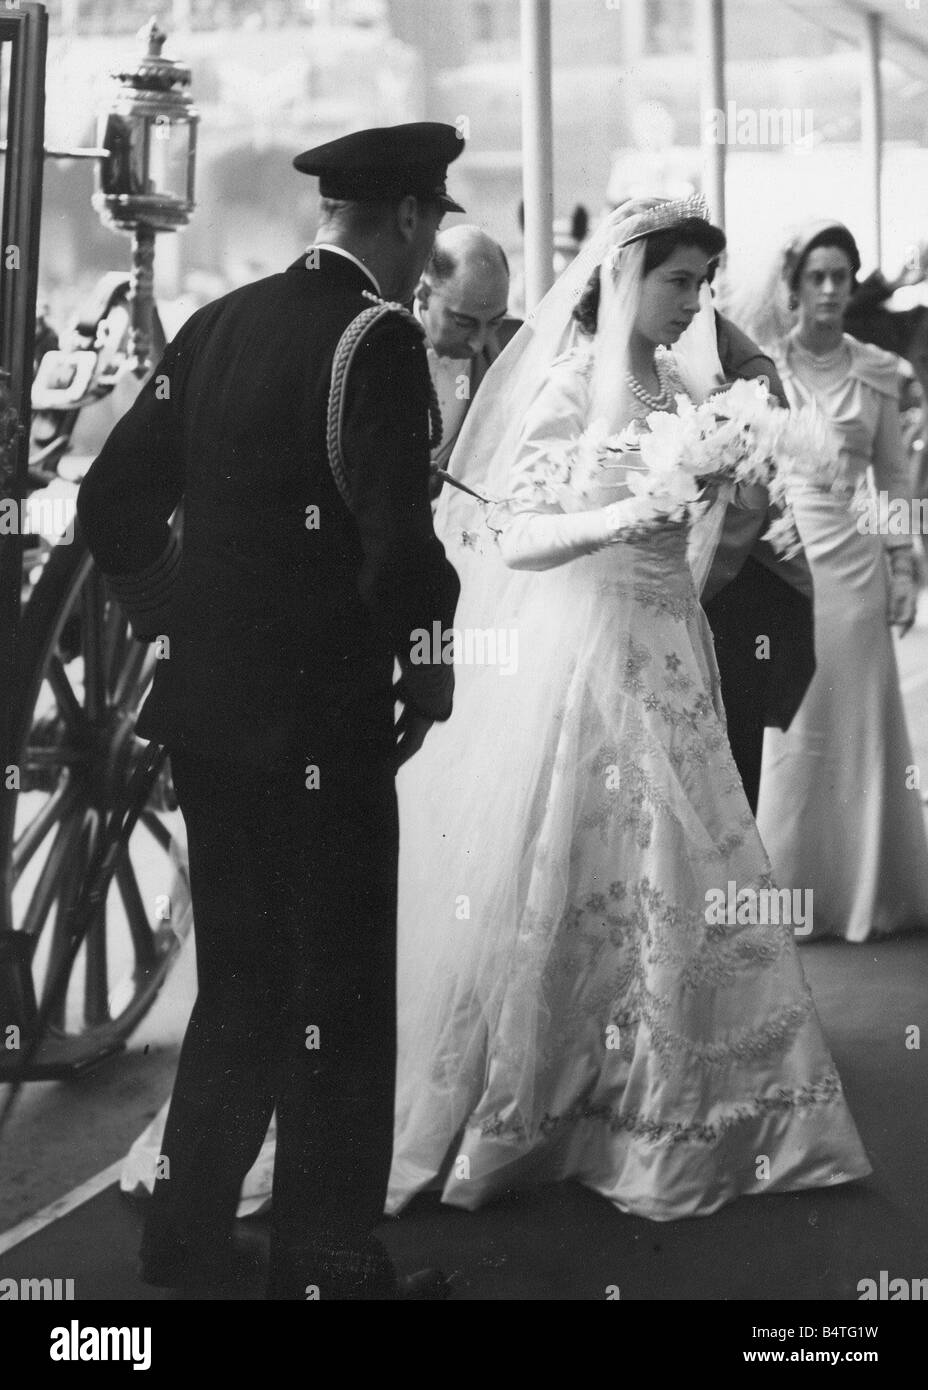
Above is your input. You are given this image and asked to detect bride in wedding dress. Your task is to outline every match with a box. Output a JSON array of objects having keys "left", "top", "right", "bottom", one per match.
[
  {"left": 122, "top": 198, "right": 871, "bottom": 1224},
  {"left": 386, "top": 196, "right": 871, "bottom": 1219}
]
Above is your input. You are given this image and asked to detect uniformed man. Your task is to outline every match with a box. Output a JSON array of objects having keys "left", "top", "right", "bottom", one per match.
[{"left": 77, "top": 123, "right": 463, "bottom": 1300}]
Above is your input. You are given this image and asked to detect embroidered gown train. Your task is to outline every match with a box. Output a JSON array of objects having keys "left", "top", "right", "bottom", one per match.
[{"left": 386, "top": 347, "right": 871, "bottom": 1219}]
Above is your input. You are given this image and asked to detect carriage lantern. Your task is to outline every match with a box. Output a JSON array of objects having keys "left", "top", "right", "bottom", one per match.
[{"left": 92, "top": 17, "right": 199, "bottom": 375}]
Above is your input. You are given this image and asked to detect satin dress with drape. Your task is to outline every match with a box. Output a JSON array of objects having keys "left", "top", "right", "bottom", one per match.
[{"left": 756, "top": 334, "right": 928, "bottom": 941}]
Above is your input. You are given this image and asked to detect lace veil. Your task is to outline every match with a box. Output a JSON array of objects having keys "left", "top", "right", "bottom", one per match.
[
  {"left": 388, "top": 199, "right": 731, "bottom": 1204},
  {"left": 435, "top": 197, "right": 728, "bottom": 592}
]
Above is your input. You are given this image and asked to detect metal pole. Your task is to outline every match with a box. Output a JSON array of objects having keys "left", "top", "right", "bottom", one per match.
[
  {"left": 696, "top": 0, "right": 726, "bottom": 227},
  {"left": 861, "top": 10, "right": 883, "bottom": 269},
  {"left": 127, "top": 224, "right": 157, "bottom": 378},
  {"left": 520, "top": 0, "right": 554, "bottom": 310}
]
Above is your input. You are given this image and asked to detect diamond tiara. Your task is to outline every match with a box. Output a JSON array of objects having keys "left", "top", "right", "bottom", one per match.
[{"left": 616, "top": 194, "right": 712, "bottom": 248}]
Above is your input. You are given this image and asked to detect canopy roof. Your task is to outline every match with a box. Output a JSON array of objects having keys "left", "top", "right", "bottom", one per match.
[{"left": 787, "top": 0, "right": 928, "bottom": 80}]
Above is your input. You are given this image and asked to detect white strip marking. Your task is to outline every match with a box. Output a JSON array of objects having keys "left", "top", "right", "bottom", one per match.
[{"left": 0, "top": 1159, "right": 124, "bottom": 1257}]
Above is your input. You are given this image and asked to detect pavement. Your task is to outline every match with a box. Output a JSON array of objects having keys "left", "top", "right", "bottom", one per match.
[
  {"left": 2, "top": 595, "right": 928, "bottom": 1304},
  {"left": 0, "top": 934, "right": 926, "bottom": 1305}
]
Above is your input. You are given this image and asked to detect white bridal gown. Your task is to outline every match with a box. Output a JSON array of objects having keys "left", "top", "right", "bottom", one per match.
[{"left": 386, "top": 348, "right": 871, "bottom": 1219}]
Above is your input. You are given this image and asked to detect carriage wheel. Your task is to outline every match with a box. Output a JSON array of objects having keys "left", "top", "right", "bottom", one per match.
[{"left": 0, "top": 528, "right": 190, "bottom": 1079}]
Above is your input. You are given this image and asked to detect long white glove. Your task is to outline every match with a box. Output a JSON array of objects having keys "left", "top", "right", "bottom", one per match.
[{"left": 500, "top": 498, "right": 661, "bottom": 572}]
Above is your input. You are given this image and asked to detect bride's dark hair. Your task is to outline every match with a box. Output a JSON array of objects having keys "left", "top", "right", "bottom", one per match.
[{"left": 573, "top": 217, "right": 727, "bottom": 335}]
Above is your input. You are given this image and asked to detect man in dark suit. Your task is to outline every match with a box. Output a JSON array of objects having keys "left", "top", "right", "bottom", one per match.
[
  {"left": 702, "top": 312, "right": 816, "bottom": 813},
  {"left": 412, "top": 224, "right": 520, "bottom": 495},
  {"left": 77, "top": 124, "right": 463, "bottom": 1300}
]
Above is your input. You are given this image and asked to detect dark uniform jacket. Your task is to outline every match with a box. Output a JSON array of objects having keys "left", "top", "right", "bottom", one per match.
[
  {"left": 703, "top": 312, "right": 815, "bottom": 735},
  {"left": 77, "top": 251, "right": 460, "bottom": 767},
  {"left": 845, "top": 270, "right": 928, "bottom": 367}
]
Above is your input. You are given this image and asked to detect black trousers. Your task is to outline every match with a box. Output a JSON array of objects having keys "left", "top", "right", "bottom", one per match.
[
  {"left": 704, "top": 559, "right": 815, "bottom": 817},
  {"left": 141, "top": 745, "right": 399, "bottom": 1298},
  {"left": 703, "top": 602, "right": 766, "bottom": 814}
]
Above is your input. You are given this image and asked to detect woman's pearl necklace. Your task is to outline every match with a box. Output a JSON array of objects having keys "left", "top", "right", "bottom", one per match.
[
  {"left": 791, "top": 334, "right": 848, "bottom": 372},
  {"left": 625, "top": 356, "right": 672, "bottom": 410}
]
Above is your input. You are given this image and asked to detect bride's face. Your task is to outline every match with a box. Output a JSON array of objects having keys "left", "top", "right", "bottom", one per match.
[{"left": 635, "top": 245, "right": 711, "bottom": 347}]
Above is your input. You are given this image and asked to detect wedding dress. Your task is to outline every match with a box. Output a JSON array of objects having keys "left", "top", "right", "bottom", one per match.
[{"left": 386, "top": 344, "right": 871, "bottom": 1219}]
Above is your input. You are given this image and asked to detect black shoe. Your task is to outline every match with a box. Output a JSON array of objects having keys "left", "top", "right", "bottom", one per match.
[
  {"left": 268, "top": 1232, "right": 406, "bottom": 1301},
  {"left": 138, "top": 1227, "right": 265, "bottom": 1294},
  {"left": 397, "top": 1268, "right": 451, "bottom": 1301}
]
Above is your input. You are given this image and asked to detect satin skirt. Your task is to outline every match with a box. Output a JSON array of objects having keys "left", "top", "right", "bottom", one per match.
[
  {"left": 387, "top": 527, "right": 870, "bottom": 1218},
  {"left": 757, "top": 485, "right": 928, "bottom": 941}
]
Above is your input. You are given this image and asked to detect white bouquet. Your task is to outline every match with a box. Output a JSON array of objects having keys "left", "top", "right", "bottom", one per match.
[{"left": 565, "top": 378, "right": 840, "bottom": 558}]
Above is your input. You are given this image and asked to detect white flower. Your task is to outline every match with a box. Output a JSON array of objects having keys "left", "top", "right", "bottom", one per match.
[
  {"left": 567, "top": 418, "right": 611, "bottom": 498},
  {"left": 608, "top": 424, "right": 641, "bottom": 453},
  {"left": 707, "top": 376, "right": 774, "bottom": 423},
  {"left": 762, "top": 511, "right": 803, "bottom": 559},
  {"left": 638, "top": 410, "right": 686, "bottom": 475}
]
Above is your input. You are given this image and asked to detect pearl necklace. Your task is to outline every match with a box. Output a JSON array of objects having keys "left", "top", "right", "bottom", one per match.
[
  {"left": 791, "top": 334, "right": 849, "bottom": 373},
  {"left": 625, "top": 356, "right": 673, "bottom": 410}
]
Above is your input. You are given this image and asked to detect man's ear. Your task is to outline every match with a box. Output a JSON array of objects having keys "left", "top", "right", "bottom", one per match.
[{"left": 395, "top": 193, "right": 420, "bottom": 244}]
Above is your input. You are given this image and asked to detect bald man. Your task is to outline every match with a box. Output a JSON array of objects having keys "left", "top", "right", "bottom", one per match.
[{"left": 414, "top": 225, "right": 519, "bottom": 482}]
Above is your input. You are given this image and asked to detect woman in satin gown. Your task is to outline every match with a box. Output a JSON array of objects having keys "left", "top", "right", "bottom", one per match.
[
  {"left": 123, "top": 202, "right": 872, "bottom": 1223},
  {"left": 755, "top": 222, "right": 928, "bottom": 942}
]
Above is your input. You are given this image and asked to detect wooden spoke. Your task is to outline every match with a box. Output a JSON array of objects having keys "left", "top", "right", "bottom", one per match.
[
  {"left": 80, "top": 570, "right": 108, "bottom": 724},
  {"left": 140, "top": 809, "right": 173, "bottom": 853},
  {"left": 45, "top": 656, "right": 90, "bottom": 736},
  {"left": 39, "top": 822, "right": 90, "bottom": 1023},
  {"left": 12, "top": 778, "right": 80, "bottom": 879},
  {"left": 114, "top": 638, "right": 152, "bottom": 711},
  {"left": 23, "top": 746, "right": 90, "bottom": 767},
  {"left": 83, "top": 894, "right": 110, "bottom": 1027},
  {"left": 19, "top": 809, "right": 84, "bottom": 942},
  {"left": 103, "top": 598, "right": 129, "bottom": 693},
  {"left": 116, "top": 852, "right": 157, "bottom": 971}
]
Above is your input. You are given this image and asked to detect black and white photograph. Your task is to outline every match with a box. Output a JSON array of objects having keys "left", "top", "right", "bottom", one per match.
[{"left": 0, "top": 0, "right": 927, "bottom": 1354}]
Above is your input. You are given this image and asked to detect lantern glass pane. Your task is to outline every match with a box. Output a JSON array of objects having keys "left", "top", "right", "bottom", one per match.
[
  {"left": 98, "top": 113, "right": 146, "bottom": 198},
  {"left": 147, "top": 117, "right": 191, "bottom": 204}
]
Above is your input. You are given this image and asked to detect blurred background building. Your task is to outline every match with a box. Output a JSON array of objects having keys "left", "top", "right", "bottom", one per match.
[{"left": 33, "top": 0, "right": 928, "bottom": 330}]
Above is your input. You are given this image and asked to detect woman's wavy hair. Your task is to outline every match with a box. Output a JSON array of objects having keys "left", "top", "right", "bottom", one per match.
[
  {"left": 572, "top": 217, "right": 726, "bottom": 336},
  {"left": 783, "top": 224, "right": 861, "bottom": 296}
]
